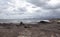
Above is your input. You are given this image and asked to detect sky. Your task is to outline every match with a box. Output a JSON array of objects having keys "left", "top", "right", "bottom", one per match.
[{"left": 0, "top": 0, "right": 60, "bottom": 19}]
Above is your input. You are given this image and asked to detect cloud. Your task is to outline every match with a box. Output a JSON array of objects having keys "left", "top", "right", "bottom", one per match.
[
  {"left": 0, "top": 0, "right": 40, "bottom": 19},
  {"left": 27, "top": 0, "right": 60, "bottom": 9},
  {"left": 0, "top": 0, "right": 60, "bottom": 19},
  {"left": 27, "top": 0, "right": 60, "bottom": 18}
]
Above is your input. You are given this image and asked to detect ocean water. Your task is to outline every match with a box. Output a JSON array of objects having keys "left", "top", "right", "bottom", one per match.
[{"left": 0, "top": 19, "right": 40, "bottom": 23}]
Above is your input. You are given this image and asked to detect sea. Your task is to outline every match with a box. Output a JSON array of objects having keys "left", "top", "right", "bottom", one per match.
[{"left": 0, "top": 19, "right": 41, "bottom": 23}]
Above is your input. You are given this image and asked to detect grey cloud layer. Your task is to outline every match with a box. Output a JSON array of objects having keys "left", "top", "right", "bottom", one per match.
[
  {"left": 0, "top": 0, "right": 60, "bottom": 19},
  {"left": 0, "top": 0, "right": 26, "bottom": 19},
  {"left": 27, "top": 0, "right": 60, "bottom": 9},
  {"left": 27, "top": 0, "right": 60, "bottom": 18}
]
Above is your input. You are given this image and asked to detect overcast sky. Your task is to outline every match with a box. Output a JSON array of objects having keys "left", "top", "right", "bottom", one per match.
[{"left": 0, "top": 0, "right": 60, "bottom": 19}]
